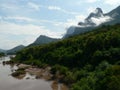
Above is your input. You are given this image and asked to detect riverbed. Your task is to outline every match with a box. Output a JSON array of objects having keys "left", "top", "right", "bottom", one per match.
[{"left": 0, "top": 56, "right": 68, "bottom": 90}]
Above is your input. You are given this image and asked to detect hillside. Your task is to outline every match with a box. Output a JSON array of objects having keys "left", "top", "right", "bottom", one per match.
[
  {"left": 0, "top": 49, "right": 6, "bottom": 53},
  {"left": 29, "top": 35, "right": 60, "bottom": 47},
  {"left": 64, "top": 6, "right": 120, "bottom": 38},
  {"left": 7, "top": 45, "right": 25, "bottom": 55},
  {"left": 12, "top": 24, "right": 120, "bottom": 90}
]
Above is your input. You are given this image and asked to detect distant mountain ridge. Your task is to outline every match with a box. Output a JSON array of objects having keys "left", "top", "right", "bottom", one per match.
[
  {"left": 64, "top": 5, "right": 120, "bottom": 38},
  {"left": 79, "top": 7, "right": 104, "bottom": 26},
  {"left": 1, "top": 6, "right": 120, "bottom": 53},
  {"left": 0, "top": 35, "right": 60, "bottom": 54},
  {"left": 29, "top": 35, "right": 60, "bottom": 46},
  {"left": 7, "top": 45, "right": 25, "bottom": 54},
  {"left": 0, "top": 49, "right": 6, "bottom": 53}
]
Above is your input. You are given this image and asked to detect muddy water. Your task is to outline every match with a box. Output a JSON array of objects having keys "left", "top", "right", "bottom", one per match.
[{"left": 0, "top": 56, "right": 52, "bottom": 90}]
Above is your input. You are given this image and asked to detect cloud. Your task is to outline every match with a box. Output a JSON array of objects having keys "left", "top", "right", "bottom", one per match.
[
  {"left": 65, "top": 15, "right": 86, "bottom": 27},
  {"left": 1, "top": 16, "right": 61, "bottom": 25},
  {"left": 0, "top": 21, "right": 63, "bottom": 49},
  {"left": 0, "top": 21, "right": 44, "bottom": 35},
  {"left": 47, "top": 5, "right": 78, "bottom": 15},
  {"left": 1, "top": 16, "right": 73, "bottom": 31},
  {"left": 28, "top": 2, "right": 40, "bottom": 10},
  {"left": 0, "top": 1, "right": 63, "bottom": 13},
  {"left": 53, "top": 15, "right": 86, "bottom": 35},
  {"left": 87, "top": 7, "right": 96, "bottom": 14},
  {"left": 0, "top": 4, "right": 19, "bottom": 10},
  {"left": 1, "top": 14, "right": 86, "bottom": 31},
  {"left": 48, "top": 6, "right": 62, "bottom": 10},
  {"left": 28, "top": 3, "right": 78, "bottom": 15},
  {"left": 4, "top": 16, "right": 35, "bottom": 22},
  {"left": 0, "top": 16, "right": 2, "bottom": 20},
  {"left": 86, "top": 0, "right": 99, "bottom": 3},
  {"left": 0, "top": 21, "right": 63, "bottom": 37},
  {"left": 0, "top": 35, "right": 26, "bottom": 50},
  {"left": 91, "top": 16, "right": 112, "bottom": 25},
  {"left": 61, "top": 9, "right": 79, "bottom": 15},
  {"left": 104, "top": 0, "right": 120, "bottom": 5},
  {"left": 54, "top": 15, "right": 86, "bottom": 28}
]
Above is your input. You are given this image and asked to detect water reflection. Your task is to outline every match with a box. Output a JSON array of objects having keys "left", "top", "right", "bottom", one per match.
[
  {"left": 0, "top": 56, "right": 68, "bottom": 90},
  {"left": 10, "top": 64, "right": 15, "bottom": 72},
  {"left": 0, "top": 56, "right": 52, "bottom": 90}
]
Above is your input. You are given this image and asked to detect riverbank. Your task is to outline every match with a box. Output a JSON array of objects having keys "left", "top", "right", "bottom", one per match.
[
  {"left": 16, "top": 64, "right": 69, "bottom": 90},
  {"left": 3, "top": 61, "right": 69, "bottom": 90},
  {"left": 17, "top": 64, "right": 52, "bottom": 80}
]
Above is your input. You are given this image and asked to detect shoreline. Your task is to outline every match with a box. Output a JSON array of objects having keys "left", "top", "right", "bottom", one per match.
[{"left": 3, "top": 61, "right": 69, "bottom": 90}]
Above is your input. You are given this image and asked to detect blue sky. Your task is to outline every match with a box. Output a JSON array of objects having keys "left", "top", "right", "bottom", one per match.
[{"left": 0, "top": 0, "right": 120, "bottom": 49}]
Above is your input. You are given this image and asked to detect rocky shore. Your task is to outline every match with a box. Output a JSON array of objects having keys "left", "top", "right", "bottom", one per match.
[{"left": 3, "top": 61, "right": 69, "bottom": 90}]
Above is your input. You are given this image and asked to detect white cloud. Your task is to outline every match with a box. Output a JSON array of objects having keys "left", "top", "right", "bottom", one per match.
[
  {"left": 0, "top": 21, "right": 45, "bottom": 35},
  {"left": 1, "top": 15, "right": 85, "bottom": 29},
  {"left": 0, "top": 4, "right": 19, "bottom": 10},
  {"left": 4, "top": 16, "right": 35, "bottom": 22},
  {"left": 54, "top": 15, "right": 86, "bottom": 28},
  {"left": 2, "top": 14, "right": 84, "bottom": 26},
  {"left": 55, "top": 15, "right": 86, "bottom": 35},
  {"left": 0, "top": 21, "right": 63, "bottom": 49},
  {"left": 0, "top": 16, "right": 2, "bottom": 20},
  {"left": 91, "top": 16, "right": 112, "bottom": 26},
  {"left": 48, "top": 6, "right": 61, "bottom": 10},
  {"left": 28, "top": 3, "right": 79, "bottom": 15},
  {"left": 1, "top": 16, "right": 62, "bottom": 25},
  {"left": 0, "top": 35, "right": 26, "bottom": 50},
  {"left": 104, "top": 0, "right": 120, "bottom": 5},
  {"left": 47, "top": 5, "right": 78, "bottom": 15},
  {"left": 28, "top": 2, "right": 40, "bottom": 10},
  {"left": 87, "top": 7, "right": 96, "bottom": 14},
  {"left": 0, "top": 21, "right": 63, "bottom": 37},
  {"left": 65, "top": 15, "right": 86, "bottom": 27},
  {"left": 86, "top": 0, "right": 99, "bottom": 3},
  {"left": 62, "top": 9, "right": 79, "bottom": 15}
]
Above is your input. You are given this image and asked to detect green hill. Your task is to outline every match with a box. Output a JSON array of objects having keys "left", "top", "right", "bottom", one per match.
[{"left": 12, "top": 24, "right": 120, "bottom": 90}]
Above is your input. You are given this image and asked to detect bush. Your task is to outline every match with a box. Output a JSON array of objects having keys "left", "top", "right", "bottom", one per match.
[
  {"left": 12, "top": 68, "right": 26, "bottom": 77},
  {"left": 51, "top": 64, "right": 68, "bottom": 75}
]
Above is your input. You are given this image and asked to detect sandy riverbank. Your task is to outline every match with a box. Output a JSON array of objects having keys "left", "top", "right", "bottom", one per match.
[{"left": 13, "top": 63, "right": 69, "bottom": 90}]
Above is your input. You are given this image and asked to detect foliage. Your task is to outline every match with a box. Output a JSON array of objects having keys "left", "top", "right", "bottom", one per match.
[
  {"left": 12, "top": 24, "right": 120, "bottom": 90},
  {"left": 0, "top": 52, "right": 5, "bottom": 57},
  {"left": 11, "top": 68, "right": 26, "bottom": 77}
]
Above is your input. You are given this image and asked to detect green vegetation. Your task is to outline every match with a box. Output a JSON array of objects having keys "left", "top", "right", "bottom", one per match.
[
  {"left": 11, "top": 68, "right": 26, "bottom": 77},
  {"left": 12, "top": 24, "right": 120, "bottom": 90},
  {"left": 0, "top": 52, "right": 5, "bottom": 57}
]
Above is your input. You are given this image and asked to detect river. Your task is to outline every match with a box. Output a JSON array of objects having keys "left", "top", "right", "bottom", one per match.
[{"left": 0, "top": 56, "right": 68, "bottom": 90}]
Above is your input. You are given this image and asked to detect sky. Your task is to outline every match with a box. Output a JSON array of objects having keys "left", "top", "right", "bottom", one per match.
[{"left": 0, "top": 0, "right": 120, "bottom": 50}]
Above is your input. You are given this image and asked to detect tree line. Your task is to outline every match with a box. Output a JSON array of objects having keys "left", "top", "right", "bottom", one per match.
[{"left": 12, "top": 24, "right": 120, "bottom": 90}]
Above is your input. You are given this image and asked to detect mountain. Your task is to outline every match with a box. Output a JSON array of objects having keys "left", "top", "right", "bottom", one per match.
[
  {"left": 13, "top": 24, "right": 120, "bottom": 90},
  {"left": 29, "top": 35, "right": 60, "bottom": 46},
  {"left": 7, "top": 45, "right": 25, "bottom": 54},
  {"left": 106, "top": 5, "right": 120, "bottom": 18},
  {"left": 64, "top": 6, "right": 120, "bottom": 38},
  {"left": 0, "top": 49, "right": 6, "bottom": 53},
  {"left": 5, "top": 35, "right": 60, "bottom": 54},
  {"left": 79, "top": 7, "right": 104, "bottom": 26},
  {"left": 13, "top": 24, "right": 120, "bottom": 68},
  {"left": 104, "top": 5, "right": 120, "bottom": 25}
]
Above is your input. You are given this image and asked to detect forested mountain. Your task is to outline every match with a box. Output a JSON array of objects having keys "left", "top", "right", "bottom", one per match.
[
  {"left": 0, "top": 49, "right": 6, "bottom": 53},
  {"left": 0, "top": 52, "right": 5, "bottom": 57},
  {"left": 64, "top": 6, "right": 120, "bottom": 38},
  {"left": 12, "top": 24, "right": 120, "bottom": 90},
  {"left": 4, "top": 35, "right": 59, "bottom": 55},
  {"left": 28, "top": 35, "right": 60, "bottom": 47},
  {"left": 7, "top": 45, "right": 25, "bottom": 54}
]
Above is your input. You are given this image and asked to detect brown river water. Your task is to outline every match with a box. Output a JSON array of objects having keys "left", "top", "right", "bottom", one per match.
[{"left": 0, "top": 56, "right": 68, "bottom": 90}]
